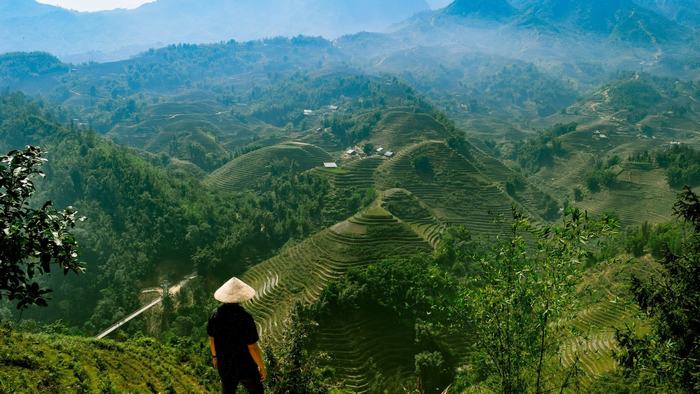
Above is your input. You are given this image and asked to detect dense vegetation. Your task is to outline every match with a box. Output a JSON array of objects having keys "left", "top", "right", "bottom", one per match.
[
  {"left": 1, "top": 8, "right": 700, "bottom": 391},
  {"left": 0, "top": 146, "right": 83, "bottom": 310},
  {"left": 0, "top": 92, "right": 362, "bottom": 333},
  {"left": 616, "top": 188, "right": 700, "bottom": 393}
]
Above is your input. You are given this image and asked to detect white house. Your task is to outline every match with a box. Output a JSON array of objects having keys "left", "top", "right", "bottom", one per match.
[{"left": 323, "top": 162, "right": 338, "bottom": 168}]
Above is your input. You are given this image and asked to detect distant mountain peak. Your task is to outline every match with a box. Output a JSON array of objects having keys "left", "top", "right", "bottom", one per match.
[
  {"left": 519, "top": 0, "right": 685, "bottom": 43},
  {"left": 444, "top": 0, "right": 516, "bottom": 19}
]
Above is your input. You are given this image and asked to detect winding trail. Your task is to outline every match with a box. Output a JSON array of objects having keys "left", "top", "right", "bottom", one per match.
[{"left": 96, "top": 273, "right": 196, "bottom": 340}]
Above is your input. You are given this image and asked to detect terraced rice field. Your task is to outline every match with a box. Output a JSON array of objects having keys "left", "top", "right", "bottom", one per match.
[
  {"left": 311, "top": 309, "right": 418, "bottom": 393},
  {"left": 369, "top": 111, "right": 448, "bottom": 150},
  {"left": 376, "top": 141, "right": 514, "bottom": 237},
  {"left": 241, "top": 205, "right": 432, "bottom": 342},
  {"left": 467, "top": 144, "right": 553, "bottom": 221},
  {"left": 204, "top": 142, "right": 332, "bottom": 192},
  {"left": 557, "top": 260, "right": 647, "bottom": 387},
  {"left": 315, "top": 156, "right": 384, "bottom": 190},
  {"left": 381, "top": 188, "right": 446, "bottom": 247}
]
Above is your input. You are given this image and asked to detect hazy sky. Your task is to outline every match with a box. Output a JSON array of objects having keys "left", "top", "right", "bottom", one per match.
[
  {"left": 427, "top": 0, "right": 452, "bottom": 9},
  {"left": 38, "top": 0, "right": 453, "bottom": 12},
  {"left": 37, "top": 0, "right": 155, "bottom": 12}
]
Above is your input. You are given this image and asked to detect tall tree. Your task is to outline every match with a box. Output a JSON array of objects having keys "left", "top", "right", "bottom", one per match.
[
  {"left": 616, "top": 187, "right": 700, "bottom": 392},
  {"left": 462, "top": 208, "right": 617, "bottom": 393},
  {"left": 0, "top": 146, "right": 84, "bottom": 310}
]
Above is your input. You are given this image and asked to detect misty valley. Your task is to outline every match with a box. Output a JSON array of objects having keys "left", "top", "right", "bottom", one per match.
[{"left": 1, "top": 0, "right": 700, "bottom": 393}]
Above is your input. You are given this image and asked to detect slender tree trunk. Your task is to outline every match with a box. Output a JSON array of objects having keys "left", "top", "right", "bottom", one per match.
[{"left": 535, "top": 299, "right": 549, "bottom": 394}]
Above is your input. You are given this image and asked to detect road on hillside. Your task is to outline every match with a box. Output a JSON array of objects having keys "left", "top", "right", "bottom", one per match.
[{"left": 96, "top": 274, "right": 197, "bottom": 340}]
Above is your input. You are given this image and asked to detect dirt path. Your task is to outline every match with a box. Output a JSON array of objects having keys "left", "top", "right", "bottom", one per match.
[{"left": 96, "top": 273, "right": 196, "bottom": 339}]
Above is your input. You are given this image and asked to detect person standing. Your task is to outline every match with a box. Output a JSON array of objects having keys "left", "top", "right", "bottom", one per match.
[{"left": 207, "top": 277, "right": 267, "bottom": 394}]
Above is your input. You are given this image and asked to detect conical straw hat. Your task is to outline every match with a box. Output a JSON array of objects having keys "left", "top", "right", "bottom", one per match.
[{"left": 214, "top": 277, "right": 256, "bottom": 303}]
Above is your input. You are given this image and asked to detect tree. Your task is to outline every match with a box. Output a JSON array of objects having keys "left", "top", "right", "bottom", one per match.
[
  {"left": 462, "top": 208, "right": 617, "bottom": 393},
  {"left": 616, "top": 187, "right": 700, "bottom": 392},
  {"left": 413, "top": 156, "right": 434, "bottom": 176},
  {"left": 265, "top": 303, "right": 332, "bottom": 394},
  {"left": 0, "top": 146, "right": 84, "bottom": 310}
]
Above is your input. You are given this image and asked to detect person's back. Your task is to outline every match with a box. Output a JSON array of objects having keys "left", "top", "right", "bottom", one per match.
[{"left": 207, "top": 277, "right": 266, "bottom": 394}]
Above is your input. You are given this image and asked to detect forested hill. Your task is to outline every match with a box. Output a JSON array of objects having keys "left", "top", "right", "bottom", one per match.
[
  {"left": 0, "top": 0, "right": 429, "bottom": 62},
  {"left": 0, "top": 92, "right": 371, "bottom": 333}
]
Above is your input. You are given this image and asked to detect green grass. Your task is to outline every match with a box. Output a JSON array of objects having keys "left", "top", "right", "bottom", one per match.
[
  {"left": 0, "top": 326, "right": 215, "bottom": 393},
  {"left": 205, "top": 142, "right": 332, "bottom": 192}
]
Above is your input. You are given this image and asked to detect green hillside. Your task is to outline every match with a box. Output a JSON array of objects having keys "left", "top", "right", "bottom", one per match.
[
  {"left": 241, "top": 203, "right": 431, "bottom": 341},
  {"left": 204, "top": 142, "right": 332, "bottom": 192},
  {"left": 0, "top": 326, "right": 215, "bottom": 393},
  {"left": 515, "top": 74, "right": 700, "bottom": 226},
  {"left": 367, "top": 111, "right": 449, "bottom": 150}
]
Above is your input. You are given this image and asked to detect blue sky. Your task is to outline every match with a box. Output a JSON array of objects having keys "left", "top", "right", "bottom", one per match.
[{"left": 38, "top": 0, "right": 453, "bottom": 12}]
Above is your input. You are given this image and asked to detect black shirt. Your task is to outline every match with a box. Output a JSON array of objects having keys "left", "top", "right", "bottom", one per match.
[{"left": 207, "top": 304, "right": 260, "bottom": 378}]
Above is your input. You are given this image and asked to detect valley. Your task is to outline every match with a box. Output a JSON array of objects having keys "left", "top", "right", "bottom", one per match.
[{"left": 1, "top": 0, "right": 700, "bottom": 393}]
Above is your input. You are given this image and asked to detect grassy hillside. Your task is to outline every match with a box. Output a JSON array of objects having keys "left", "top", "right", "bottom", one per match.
[
  {"left": 242, "top": 203, "right": 431, "bottom": 342},
  {"left": 367, "top": 110, "right": 449, "bottom": 151},
  {"left": 516, "top": 74, "right": 700, "bottom": 226},
  {"left": 204, "top": 142, "right": 332, "bottom": 192},
  {"left": 0, "top": 326, "right": 215, "bottom": 393}
]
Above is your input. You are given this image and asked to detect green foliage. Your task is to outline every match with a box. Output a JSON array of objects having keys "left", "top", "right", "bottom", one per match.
[
  {"left": 505, "top": 176, "right": 525, "bottom": 197},
  {"left": 412, "top": 155, "right": 434, "bottom": 176},
  {"left": 616, "top": 187, "right": 700, "bottom": 392},
  {"left": 314, "top": 255, "right": 459, "bottom": 392},
  {"left": 265, "top": 304, "right": 334, "bottom": 394},
  {"left": 656, "top": 145, "right": 700, "bottom": 188},
  {"left": 511, "top": 124, "right": 571, "bottom": 172},
  {"left": 585, "top": 159, "right": 618, "bottom": 193},
  {"left": 460, "top": 208, "right": 618, "bottom": 393},
  {"left": 624, "top": 221, "right": 684, "bottom": 258},
  {"left": 0, "top": 146, "right": 84, "bottom": 309},
  {"left": 0, "top": 52, "right": 67, "bottom": 81},
  {"left": 323, "top": 111, "right": 382, "bottom": 146},
  {"left": 0, "top": 324, "right": 216, "bottom": 393}
]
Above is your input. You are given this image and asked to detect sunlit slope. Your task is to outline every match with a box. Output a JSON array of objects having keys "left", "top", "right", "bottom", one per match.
[
  {"left": 241, "top": 204, "right": 431, "bottom": 342},
  {"left": 375, "top": 141, "right": 516, "bottom": 236},
  {"left": 205, "top": 142, "right": 332, "bottom": 192},
  {"left": 0, "top": 327, "right": 212, "bottom": 393},
  {"left": 516, "top": 75, "right": 700, "bottom": 226},
  {"left": 381, "top": 187, "right": 446, "bottom": 247},
  {"left": 107, "top": 102, "right": 259, "bottom": 151},
  {"left": 368, "top": 110, "right": 449, "bottom": 151}
]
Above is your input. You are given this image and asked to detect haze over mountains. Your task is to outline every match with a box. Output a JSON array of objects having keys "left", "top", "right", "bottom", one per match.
[
  {"left": 2, "top": 1, "right": 700, "bottom": 393},
  {"left": 0, "top": 0, "right": 430, "bottom": 62}
]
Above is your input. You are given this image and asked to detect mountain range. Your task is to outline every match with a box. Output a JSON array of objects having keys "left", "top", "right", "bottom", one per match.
[{"left": 0, "top": 0, "right": 430, "bottom": 62}]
